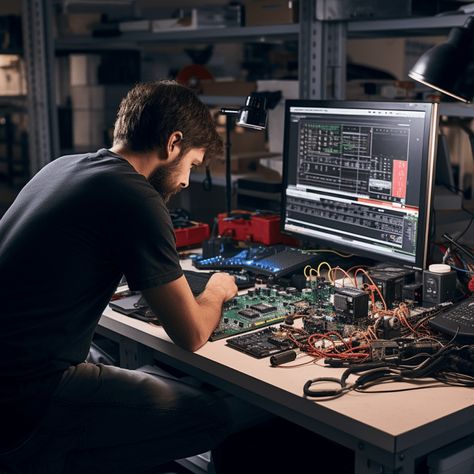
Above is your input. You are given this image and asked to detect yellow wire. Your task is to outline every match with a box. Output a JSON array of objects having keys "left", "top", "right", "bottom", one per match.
[
  {"left": 305, "top": 249, "right": 354, "bottom": 258},
  {"left": 316, "top": 261, "right": 332, "bottom": 278},
  {"left": 303, "top": 265, "right": 312, "bottom": 278}
]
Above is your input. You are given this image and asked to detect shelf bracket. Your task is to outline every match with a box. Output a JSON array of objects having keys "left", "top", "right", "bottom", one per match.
[
  {"left": 22, "top": 0, "right": 60, "bottom": 175},
  {"left": 299, "top": 1, "right": 346, "bottom": 100}
]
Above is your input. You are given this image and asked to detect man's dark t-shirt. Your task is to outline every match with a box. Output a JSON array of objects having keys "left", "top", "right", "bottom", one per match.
[{"left": 0, "top": 149, "right": 183, "bottom": 441}]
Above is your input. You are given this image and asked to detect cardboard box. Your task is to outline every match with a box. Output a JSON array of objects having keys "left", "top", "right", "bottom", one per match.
[
  {"left": 0, "top": 55, "right": 26, "bottom": 95},
  {"left": 212, "top": 126, "right": 267, "bottom": 173},
  {"left": 212, "top": 155, "right": 261, "bottom": 174},
  {"left": 245, "top": 1, "right": 297, "bottom": 26},
  {"left": 151, "top": 12, "right": 197, "bottom": 32},
  {"left": 201, "top": 80, "right": 256, "bottom": 97},
  {"left": 56, "top": 13, "right": 102, "bottom": 36},
  {"left": 0, "top": 1, "right": 21, "bottom": 14},
  {"left": 73, "top": 110, "right": 105, "bottom": 147},
  {"left": 119, "top": 20, "right": 151, "bottom": 32},
  {"left": 70, "top": 55, "right": 101, "bottom": 86},
  {"left": 219, "top": 126, "right": 267, "bottom": 154},
  {"left": 71, "top": 85, "right": 129, "bottom": 148},
  {"left": 70, "top": 85, "right": 128, "bottom": 111}
]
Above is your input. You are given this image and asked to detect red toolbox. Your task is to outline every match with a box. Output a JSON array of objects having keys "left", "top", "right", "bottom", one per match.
[
  {"left": 174, "top": 221, "right": 210, "bottom": 248},
  {"left": 217, "top": 211, "right": 298, "bottom": 245}
]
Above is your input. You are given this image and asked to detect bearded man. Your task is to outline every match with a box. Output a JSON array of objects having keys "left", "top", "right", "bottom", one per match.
[{"left": 0, "top": 80, "right": 248, "bottom": 473}]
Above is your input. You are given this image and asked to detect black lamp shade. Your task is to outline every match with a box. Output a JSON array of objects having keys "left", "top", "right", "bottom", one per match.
[
  {"left": 219, "top": 93, "right": 268, "bottom": 215},
  {"left": 236, "top": 93, "right": 268, "bottom": 130},
  {"left": 408, "top": 16, "right": 474, "bottom": 103}
]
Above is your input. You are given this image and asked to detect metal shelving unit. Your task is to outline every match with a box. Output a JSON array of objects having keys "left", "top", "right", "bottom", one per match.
[
  {"left": 22, "top": 2, "right": 474, "bottom": 174},
  {"left": 0, "top": 96, "right": 27, "bottom": 108},
  {"left": 22, "top": 0, "right": 59, "bottom": 175},
  {"left": 55, "top": 23, "right": 300, "bottom": 51},
  {"left": 345, "top": 13, "right": 474, "bottom": 117},
  {"left": 347, "top": 14, "right": 472, "bottom": 37},
  {"left": 318, "top": 14, "right": 474, "bottom": 117},
  {"left": 440, "top": 103, "right": 474, "bottom": 118}
]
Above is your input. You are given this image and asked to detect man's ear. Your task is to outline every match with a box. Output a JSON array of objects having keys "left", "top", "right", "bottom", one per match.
[{"left": 166, "top": 131, "right": 183, "bottom": 160}]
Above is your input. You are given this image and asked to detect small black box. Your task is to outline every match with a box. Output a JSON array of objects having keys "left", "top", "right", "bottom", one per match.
[
  {"left": 402, "top": 283, "right": 423, "bottom": 304},
  {"left": 334, "top": 287, "right": 369, "bottom": 320},
  {"left": 365, "top": 270, "right": 403, "bottom": 308},
  {"left": 372, "top": 263, "right": 416, "bottom": 285},
  {"left": 365, "top": 264, "right": 417, "bottom": 308},
  {"left": 423, "top": 270, "right": 457, "bottom": 304}
]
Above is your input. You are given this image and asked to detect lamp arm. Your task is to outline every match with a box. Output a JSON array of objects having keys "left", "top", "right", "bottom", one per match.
[{"left": 220, "top": 108, "right": 240, "bottom": 116}]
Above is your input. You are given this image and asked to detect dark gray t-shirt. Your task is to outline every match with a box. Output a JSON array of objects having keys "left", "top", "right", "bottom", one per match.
[{"left": 0, "top": 148, "right": 182, "bottom": 383}]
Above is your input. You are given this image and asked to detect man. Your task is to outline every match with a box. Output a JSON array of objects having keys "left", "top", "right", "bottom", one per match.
[{"left": 0, "top": 81, "right": 243, "bottom": 473}]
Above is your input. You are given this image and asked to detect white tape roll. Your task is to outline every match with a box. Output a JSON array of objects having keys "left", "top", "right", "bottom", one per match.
[{"left": 428, "top": 264, "right": 451, "bottom": 274}]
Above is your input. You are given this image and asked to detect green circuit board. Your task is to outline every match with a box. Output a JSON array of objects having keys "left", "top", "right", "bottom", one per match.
[{"left": 210, "top": 284, "right": 333, "bottom": 341}]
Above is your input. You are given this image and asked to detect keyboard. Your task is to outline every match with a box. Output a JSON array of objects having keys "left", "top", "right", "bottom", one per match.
[
  {"left": 244, "top": 248, "right": 317, "bottom": 278},
  {"left": 429, "top": 297, "right": 474, "bottom": 343},
  {"left": 194, "top": 246, "right": 317, "bottom": 279},
  {"left": 193, "top": 246, "right": 278, "bottom": 271}
]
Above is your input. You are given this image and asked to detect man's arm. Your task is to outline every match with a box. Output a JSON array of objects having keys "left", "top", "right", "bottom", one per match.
[{"left": 142, "top": 273, "right": 237, "bottom": 352}]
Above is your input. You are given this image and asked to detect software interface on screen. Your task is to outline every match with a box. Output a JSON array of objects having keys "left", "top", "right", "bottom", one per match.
[{"left": 282, "top": 101, "right": 438, "bottom": 269}]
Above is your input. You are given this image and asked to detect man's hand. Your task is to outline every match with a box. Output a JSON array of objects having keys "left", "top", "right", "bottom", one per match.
[
  {"left": 204, "top": 272, "right": 238, "bottom": 302},
  {"left": 142, "top": 271, "right": 238, "bottom": 352}
]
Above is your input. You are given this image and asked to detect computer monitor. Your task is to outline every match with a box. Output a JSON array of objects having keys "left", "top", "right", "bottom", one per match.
[{"left": 281, "top": 100, "right": 439, "bottom": 270}]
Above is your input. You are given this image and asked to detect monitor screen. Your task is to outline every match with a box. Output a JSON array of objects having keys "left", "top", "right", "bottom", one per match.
[{"left": 281, "top": 100, "right": 439, "bottom": 270}]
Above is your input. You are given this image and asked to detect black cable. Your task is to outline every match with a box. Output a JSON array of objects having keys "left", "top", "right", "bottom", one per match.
[
  {"left": 354, "top": 369, "right": 400, "bottom": 387},
  {"left": 399, "top": 352, "right": 438, "bottom": 363},
  {"left": 303, "top": 362, "right": 390, "bottom": 398},
  {"left": 457, "top": 213, "right": 474, "bottom": 241},
  {"left": 303, "top": 340, "right": 474, "bottom": 398},
  {"left": 435, "top": 373, "right": 474, "bottom": 386},
  {"left": 442, "top": 233, "right": 474, "bottom": 260},
  {"left": 354, "top": 383, "right": 448, "bottom": 394}
]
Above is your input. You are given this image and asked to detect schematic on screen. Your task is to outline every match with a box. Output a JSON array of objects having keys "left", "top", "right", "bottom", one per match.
[{"left": 281, "top": 101, "right": 438, "bottom": 269}]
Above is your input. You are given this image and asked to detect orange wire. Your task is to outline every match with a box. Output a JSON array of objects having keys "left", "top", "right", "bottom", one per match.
[
  {"left": 329, "top": 266, "right": 357, "bottom": 287},
  {"left": 354, "top": 268, "right": 388, "bottom": 311}
]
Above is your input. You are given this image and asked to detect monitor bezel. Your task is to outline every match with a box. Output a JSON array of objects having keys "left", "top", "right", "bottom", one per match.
[{"left": 280, "top": 99, "right": 439, "bottom": 271}]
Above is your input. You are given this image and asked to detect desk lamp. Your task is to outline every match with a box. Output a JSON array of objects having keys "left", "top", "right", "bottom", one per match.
[
  {"left": 220, "top": 93, "right": 268, "bottom": 215},
  {"left": 408, "top": 16, "right": 474, "bottom": 103}
]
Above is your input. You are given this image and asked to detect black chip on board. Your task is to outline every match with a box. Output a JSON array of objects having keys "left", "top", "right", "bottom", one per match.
[
  {"left": 250, "top": 303, "right": 277, "bottom": 314},
  {"left": 238, "top": 309, "right": 260, "bottom": 319}
]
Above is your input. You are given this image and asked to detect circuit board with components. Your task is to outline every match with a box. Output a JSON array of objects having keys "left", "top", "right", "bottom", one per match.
[
  {"left": 210, "top": 283, "right": 334, "bottom": 341},
  {"left": 226, "top": 325, "right": 308, "bottom": 358}
]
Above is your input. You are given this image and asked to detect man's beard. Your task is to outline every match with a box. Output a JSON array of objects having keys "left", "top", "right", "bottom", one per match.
[{"left": 149, "top": 156, "right": 184, "bottom": 203}]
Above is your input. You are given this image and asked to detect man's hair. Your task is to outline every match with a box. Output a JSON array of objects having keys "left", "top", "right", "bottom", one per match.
[{"left": 113, "top": 80, "right": 223, "bottom": 162}]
